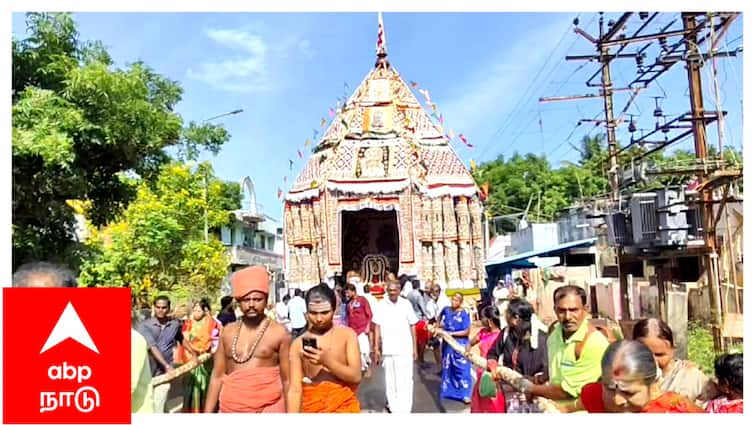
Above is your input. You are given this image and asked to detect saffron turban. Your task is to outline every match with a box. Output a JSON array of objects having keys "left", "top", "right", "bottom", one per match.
[{"left": 232, "top": 266, "right": 269, "bottom": 299}]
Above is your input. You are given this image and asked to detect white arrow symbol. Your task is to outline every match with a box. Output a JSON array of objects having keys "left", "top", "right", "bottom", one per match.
[{"left": 40, "top": 302, "right": 99, "bottom": 354}]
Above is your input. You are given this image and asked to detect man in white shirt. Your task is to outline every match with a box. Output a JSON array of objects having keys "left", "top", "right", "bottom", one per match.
[
  {"left": 422, "top": 283, "right": 446, "bottom": 372},
  {"left": 373, "top": 280, "right": 418, "bottom": 413},
  {"left": 492, "top": 280, "right": 511, "bottom": 318},
  {"left": 275, "top": 295, "right": 291, "bottom": 332},
  {"left": 288, "top": 289, "right": 307, "bottom": 338},
  {"left": 362, "top": 283, "right": 380, "bottom": 313}
]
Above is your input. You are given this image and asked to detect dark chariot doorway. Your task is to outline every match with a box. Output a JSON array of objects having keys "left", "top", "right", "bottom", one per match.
[{"left": 341, "top": 209, "right": 399, "bottom": 276}]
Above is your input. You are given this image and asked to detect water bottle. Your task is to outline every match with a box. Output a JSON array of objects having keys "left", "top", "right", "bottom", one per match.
[
  {"left": 519, "top": 393, "right": 531, "bottom": 413},
  {"left": 507, "top": 393, "right": 520, "bottom": 413}
]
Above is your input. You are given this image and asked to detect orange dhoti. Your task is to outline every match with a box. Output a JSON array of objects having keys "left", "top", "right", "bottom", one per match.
[
  {"left": 219, "top": 367, "right": 285, "bottom": 413},
  {"left": 302, "top": 380, "right": 361, "bottom": 413}
]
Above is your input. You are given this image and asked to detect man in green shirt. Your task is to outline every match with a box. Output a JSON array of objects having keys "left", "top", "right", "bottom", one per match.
[{"left": 524, "top": 285, "right": 609, "bottom": 401}]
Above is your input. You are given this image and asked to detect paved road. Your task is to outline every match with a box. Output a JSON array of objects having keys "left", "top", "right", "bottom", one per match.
[{"left": 357, "top": 353, "right": 471, "bottom": 413}]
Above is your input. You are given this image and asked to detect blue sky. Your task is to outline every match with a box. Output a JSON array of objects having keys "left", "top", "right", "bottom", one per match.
[{"left": 12, "top": 12, "right": 743, "bottom": 221}]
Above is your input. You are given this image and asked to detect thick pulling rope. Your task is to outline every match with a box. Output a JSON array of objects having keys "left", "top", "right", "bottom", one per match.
[
  {"left": 151, "top": 353, "right": 212, "bottom": 387},
  {"left": 429, "top": 326, "right": 561, "bottom": 413}
]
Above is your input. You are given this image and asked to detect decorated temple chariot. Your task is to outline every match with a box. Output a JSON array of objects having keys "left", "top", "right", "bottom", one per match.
[{"left": 284, "top": 15, "right": 487, "bottom": 291}]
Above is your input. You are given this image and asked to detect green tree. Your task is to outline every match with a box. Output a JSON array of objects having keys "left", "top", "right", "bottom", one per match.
[
  {"left": 12, "top": 13, "right": 229, "bottom": 269},
  {"left": 78, "top": 162, "right": 241, "bottom": 306},
  {"left": 475, "top": 132, "right": 744, "bottom": 238},
  {"left": 475, "top": 152, "right": 565, "bottom": 227}
]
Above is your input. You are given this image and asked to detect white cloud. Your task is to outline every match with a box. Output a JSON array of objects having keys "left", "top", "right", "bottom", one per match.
[
  {"left": 206, "top": 28, "right": 269, "bottom": 56},
  {"left": 187, "top": 27, "right": 312, "bottom": 93}
]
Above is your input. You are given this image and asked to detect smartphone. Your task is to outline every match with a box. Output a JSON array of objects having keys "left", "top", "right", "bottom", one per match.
[{"left": 303, "top": 337, "right": 318, "bottom": 350}]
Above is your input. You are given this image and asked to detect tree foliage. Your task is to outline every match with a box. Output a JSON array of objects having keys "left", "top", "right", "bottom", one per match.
[
  {"left": 78, "top": 163, "right": 241, "bottom": 306},
  {"left": 474, "top": 133, "right": 743, "bottom": 232},
  {"left": 12, "top": 13, "right": 229, "bottom": 269}
]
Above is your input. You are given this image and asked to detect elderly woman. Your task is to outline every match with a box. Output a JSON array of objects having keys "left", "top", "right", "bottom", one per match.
[
  {"left": 438, "top": 292, "right": 473, "bottom": 403},
  {"left": 563, "top": 340, "right": 703, "bottom": 413},
  {"left": 632, "top": 318, "right": 714, "bottom": 404}
]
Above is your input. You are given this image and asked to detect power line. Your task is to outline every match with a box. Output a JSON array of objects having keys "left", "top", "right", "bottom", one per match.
[
  {"left": 551, "top": 111, "right": 604, "bottom": 163},
  {"left": 475, "top": 14, "right": 583, "bottom": 160},
  {"left": 482, "top": 14, "right": 602, "bottom": 161}
]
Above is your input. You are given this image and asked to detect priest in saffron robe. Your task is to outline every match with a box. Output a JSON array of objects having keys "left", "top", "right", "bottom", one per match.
[
  {"left": 287, "top": 284, "right": 362, "bottom": 413},
  {"left": 204, "top": 266, "right": 292, "bottom": 413}
]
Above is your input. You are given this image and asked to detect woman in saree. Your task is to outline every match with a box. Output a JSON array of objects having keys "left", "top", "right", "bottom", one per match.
[
  {"left": 438, "top": 292, "right": 473, "bottom": 403},
  {"left": 562, "top": 340, "right": 703, "bottom": 413},
  {"left": 178, "top": 299, "right": 222, "bottom": 413},
  {"left": 633, "top": 318, "right": 715, "bottom": 404},
  {"left": 465, "top": 305, "right": 505, "bottom": 412}
]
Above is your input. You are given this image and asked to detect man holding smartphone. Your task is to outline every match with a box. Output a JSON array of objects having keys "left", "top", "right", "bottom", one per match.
[
  {"left": 372, "top": 280, "right": 419, "bottom": 413},
  {"left": 287, "top": 284, "right": 362, "bottom": 413}
]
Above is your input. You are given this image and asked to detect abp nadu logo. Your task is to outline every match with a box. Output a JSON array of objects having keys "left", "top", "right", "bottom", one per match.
[
  {"left": 3, "top": 288, "right": 131, "bottom": 424},
  {"left": 39, "top": 302, "right": 101, "bottom": 414}
]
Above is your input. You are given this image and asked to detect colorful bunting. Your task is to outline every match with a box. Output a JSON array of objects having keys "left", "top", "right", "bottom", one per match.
[
  {"left": 289, "top": 159, "right": 294, "bottom": 170},
  {"left": 277, "top": 188, "right": 283, "bottom": 199},
  {"left": 328, "top": 108, "right": 336, "bottom": 118},
  {"left": 320, "top": 118, "right": 327, "bottom": 128},
  {"left": 410, "top": 80, "right": 418, "bottom": 89},
  {"left": 284, "top": 176, "right": 288, "bottom": 183},
  {"left": 376, "top": 12, "right": 385, "bottom": 54},
  {"left": 430, "top": 103, "right": 438, "bottom": 114},
  {"left": 312, "top": 129, "right": 319, "bottom": 139},
  {"left": 439, "top": 113, "right": 444, "bottom": 126},
  {"left": 480, "top": 182, "right": 490, "bottom": 201},
  {"left": 418, "top": 88, "right": 432, "bottom": 104},
  {"left": 305, "top": 139, "right": 311, "bottom": 147},
  {"left": 298, "top": 149, "right": 303, "bottom": 159},
  {"left": 470, "top": 159, "right": 478, "bottom": 173},
  {"left": 448, "top": 129, "right": 456, "bottom": 139},
  {"left": 459, "top": 133, "right": 474, "bottom": 149}
]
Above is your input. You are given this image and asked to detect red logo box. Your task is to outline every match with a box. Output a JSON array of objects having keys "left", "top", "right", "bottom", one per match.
[{"left": 3, "top": 288, "right": 131, "bottom": 424}]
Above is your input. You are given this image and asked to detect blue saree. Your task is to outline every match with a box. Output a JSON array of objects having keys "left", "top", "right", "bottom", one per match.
[{"left": 439, "top": 306, "right": 473, "bottom": 402}]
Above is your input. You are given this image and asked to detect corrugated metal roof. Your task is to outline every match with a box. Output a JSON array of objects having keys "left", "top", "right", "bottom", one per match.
[{"left": 484, "top": 237, "right": 597, "bottom": 267}]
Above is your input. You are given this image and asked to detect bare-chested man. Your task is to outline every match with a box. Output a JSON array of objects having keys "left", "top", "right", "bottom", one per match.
[
  {"left": 204, "top": 266, "right": 291, "bottom": 413},
  {"left": 287, "top": 283, "right": 362, "bottom": 413}
]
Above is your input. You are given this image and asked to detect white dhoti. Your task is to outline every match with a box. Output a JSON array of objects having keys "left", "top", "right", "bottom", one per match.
[
  {"left": 357, "top": 332, "right": 371, "bottom": 371},
  {"left": 152, "top": 382, "right": 171, "bottom": 413},
  {"left": 495, "top": 299, "right": 509, "bottom": 318},
  {"left": 383, "top": 355, "right": 414, "bottom": 413}
]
